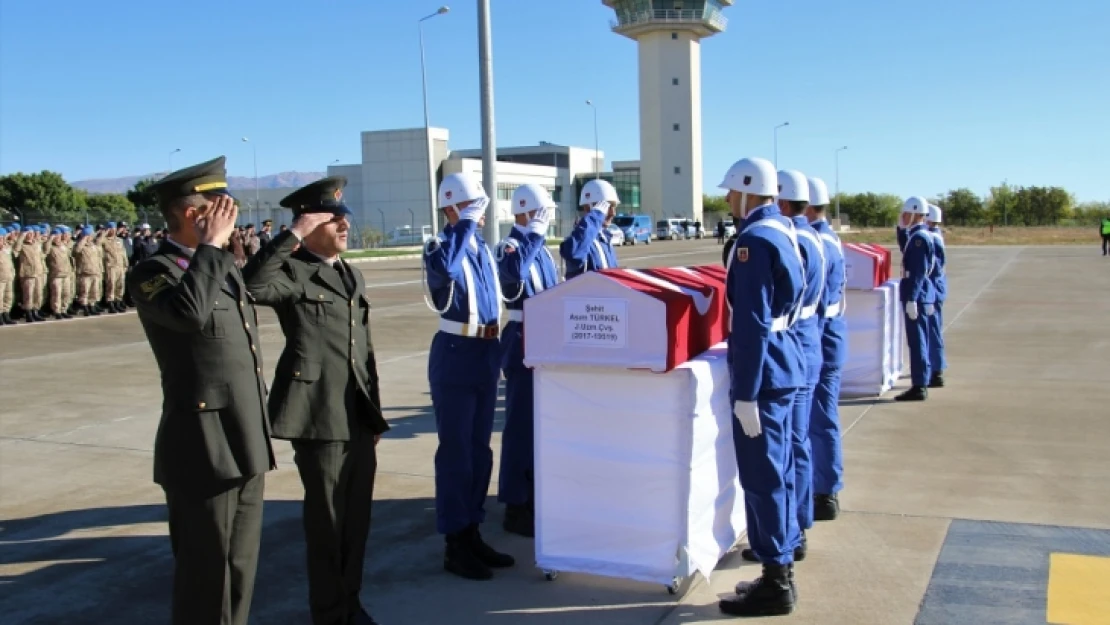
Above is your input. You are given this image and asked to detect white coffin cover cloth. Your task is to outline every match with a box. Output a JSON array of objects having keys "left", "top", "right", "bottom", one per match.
[
  {"left": 841, "top": 287, "right": 896, "bottom": 396},
  {"left": 533, "top": 344, "right": 746, "bottom": 585},
  {"left": 843, "top": 244, "right": 884, "bottom": 290},
  {"left": 882, "top": 280, "right": 905, "bottom": 385}
]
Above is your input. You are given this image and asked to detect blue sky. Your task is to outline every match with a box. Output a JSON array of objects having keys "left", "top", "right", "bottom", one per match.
[{"left": 1, "top": 0, "right": 1107, "bottom": 202}]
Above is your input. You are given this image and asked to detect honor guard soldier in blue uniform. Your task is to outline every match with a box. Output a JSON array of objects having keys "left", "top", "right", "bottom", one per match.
[
  {"left": 423, "top": 171, "right": 515, "bottom": 580},
  {"left": 805, "top": 177, "right": 848, "bottom": 521},
  {"left": 925, "top": 204, "right": 947, "bottom": 387},
  {"left": 128, "top": 156, "right": 276, "bottom": 625},
  {"left": 494, "top": 184, "right": 561, "bottom": 538},
  {"left": 717, "top": 157, "right": 806, "bottom": 617},
  {"left": 559, "top": 179, "right": 620, "bottom": 278},
  {"left": 895, "top": 196, "right": 937, "bottom": 402}
]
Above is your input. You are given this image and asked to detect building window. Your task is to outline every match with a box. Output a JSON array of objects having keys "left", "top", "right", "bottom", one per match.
[
  {"left": 497, "top": 183, "right": 517, "bottom": 201},
  {"left": 673, "top": 123, "right": 680, "bottom": 131},
  {"left": 671, "top": 32, "right": 677, "bottom": 40},
  {"left": 672, "top": 77, "right": 679, "bottom": 85},
  {"left": 674, "top": 166, "right": 681, "bottom": 175}
]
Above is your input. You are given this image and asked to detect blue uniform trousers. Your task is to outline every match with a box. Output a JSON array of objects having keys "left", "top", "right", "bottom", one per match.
[
  {"left": 790, "top": 363, "right": 820, "bottom": 539},
  {"left": 905, "top": 309, "right": 932, "bottom": 387},
  {"left": 498, "top": 323, "right": 534, "bottom": 506},
  {"left": 927, "top": 302, "right": 947, "bottom": 373},
  {"left": 428, "top": 331, "right": 501, "bottom": 535},
  {"left": 810, "top": 365, "right": 844, "bottom": 495},
  {"left": 732, "top": 388, "right": 800, "bottom": 566}
]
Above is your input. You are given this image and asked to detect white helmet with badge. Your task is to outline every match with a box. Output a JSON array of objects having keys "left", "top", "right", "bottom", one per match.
[
  {"left": 777, "top": 169, "right": 810, "bottom": 203},
  {"left": 719, "top": 157, "right": 778, "bottom": 196},
  {"left": 807, "top": 177, "right": 830, "bottom": 207},
  {"left": 902, "top": 196, "right": 930, "bottom": 215},
  {"left": 579, "top": 179, "right": 620, "bottom": 207},
  {"left": 438, "top": 172, "right": 488, "bottom": 209},
  {"left": 927, "top": 204, "right": 943, "bottom": 223},
  {"left": 512, "top": 183, "right": 557, "bottom": 216}
]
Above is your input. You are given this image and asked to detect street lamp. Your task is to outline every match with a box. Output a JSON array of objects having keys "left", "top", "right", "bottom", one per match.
[
  {"left": 419, "top": 6, "right": 450, "bottom": 234},
  {"left": 835, "top": 145, "right": 848, "bottom": 221},
  {"left": 773, "top": 122, "right": 789, "bottom": 168},
  {"left": 241, "top": 137, "right": 259, "bottom": 217},
  {"left": 586, "top": 99, "right": 600, "bottom": 178},
  {"left": 168, "top": 148, "right": 181, "bottom": 174}
]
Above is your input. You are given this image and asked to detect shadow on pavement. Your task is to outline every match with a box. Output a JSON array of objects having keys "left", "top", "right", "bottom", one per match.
[{"left": 2, "top": 494, "right": 686, "bottom": 625}]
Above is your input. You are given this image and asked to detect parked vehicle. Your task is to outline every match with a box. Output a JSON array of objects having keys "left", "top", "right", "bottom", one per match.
[
  {"left": 384, "top": 225, "right": 433, "bottom": 247},
  {"left": 656, "top": 218, "right": 687, "bottom": 240},
  {"left": 612, "top": 214, "right": 652, "bottom": 245},
  {"left": 606, "top": 223, "right": 625, "bottom": 247}
]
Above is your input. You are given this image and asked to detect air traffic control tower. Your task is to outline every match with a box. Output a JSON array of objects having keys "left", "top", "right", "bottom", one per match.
[{"left": 602, "top": 1, "right": 732, "bottom": 224}]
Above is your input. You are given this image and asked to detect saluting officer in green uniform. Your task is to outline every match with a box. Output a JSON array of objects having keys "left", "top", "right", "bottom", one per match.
[
  {"left": 128, "top": 156, "right": 276, "bottom": 625},
  {"left": 243, "top": 176, "right": 389, "bottom": 625}
]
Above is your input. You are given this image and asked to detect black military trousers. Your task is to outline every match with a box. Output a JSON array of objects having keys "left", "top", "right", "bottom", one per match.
[
  {"left": 291, "top": 419, "right": 378, "bottom": 625},
  {"left": 162, "top": 473, "right": 265, "bottom": 625}
]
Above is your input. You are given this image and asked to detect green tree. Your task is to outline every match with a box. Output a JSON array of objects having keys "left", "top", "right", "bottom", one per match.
[
  {"left": 85, "top": 193, "right": 138, "bottom": 225},
  {"left": 703, "top": 194, "right": 729, "bottom": 219},
  {"left": 0, "top": 171, "right": 86, "bottom": 222},
  {"left": 838, "top": 192, "right": 902, "bottom": 227},
  {"left": 127, "top": 178, "right": 160, "bottom": 211},
  {"left": 939, "top": 188, "right": 985, "bottom": 226},
  {"left": 986, "top": 182, "right": 1018, "bottom": 225}
]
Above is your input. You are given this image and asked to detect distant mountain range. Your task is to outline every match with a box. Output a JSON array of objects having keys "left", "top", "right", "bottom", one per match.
[{"left": 71, "top": 172, "right": 326, "bottom": 194}]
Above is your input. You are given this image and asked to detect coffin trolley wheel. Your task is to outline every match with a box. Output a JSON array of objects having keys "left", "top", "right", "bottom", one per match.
[
  {"left": 666, "top": 577, "right": 680, "bottom": 595},
  {"left": 543, "top": 570, "right": 559, "bottom": 581}
]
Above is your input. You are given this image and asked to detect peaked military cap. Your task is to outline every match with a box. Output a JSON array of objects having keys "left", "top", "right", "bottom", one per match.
[
  {"left": 279, "top": 176, "right": 353, "bottom": 217},
  {"left": 150, "top": 156, "right": 233, "bottom": 204}
]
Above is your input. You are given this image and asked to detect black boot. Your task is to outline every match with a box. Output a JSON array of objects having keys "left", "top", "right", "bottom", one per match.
[
  {"left": 814, "top": 493, "right": 840, "bottom": 521},
  {"left": 928, "top": 373, "right": 945, "bottom": 388},
  {"left": 720, "top": 563, "right": 795, "bottom": 617},
  {"left": 31, "top": 309, "right": 46, "bottom": 322},
  {"left": 740, "top": 533, "right": 806, "bottom": 564},
  {"left": 0, "top": 312, "right": 12, "bottom": 325},
  {"left": 894, "top": 386, "right": 928, "bottom": 401},
  {"left": 503, "top": 504, "right": 535, "bottom": 538},
  {"left": 467, "top": 524, "right": 515, "bottom": 568},
  {"left": 443, "top": 531, "right": 492, "bottom": 581},
  {"left": 87, "top": 304, "right": 101, "bottom": 316}
]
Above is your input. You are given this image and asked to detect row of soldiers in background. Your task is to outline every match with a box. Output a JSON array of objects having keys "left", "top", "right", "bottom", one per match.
[{"left": 0, "top": 222, "right": 133, "bottom": 323}]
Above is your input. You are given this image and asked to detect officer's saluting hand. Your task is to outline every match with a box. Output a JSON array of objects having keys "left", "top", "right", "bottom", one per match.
[{"left": 128, "top": 156, "right": 276, "bottom": 625}]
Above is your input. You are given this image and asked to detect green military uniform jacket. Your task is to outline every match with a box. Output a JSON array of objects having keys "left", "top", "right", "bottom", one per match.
[
  {"left": 242, "top": 230, "right": 389, "bottom": 440},
  {"left": 128, "top": 240, "right": 277, "bottom": 489}
]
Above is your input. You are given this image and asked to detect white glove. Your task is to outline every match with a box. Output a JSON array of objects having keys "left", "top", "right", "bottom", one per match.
[
  {"left": 526, "top": 207, "right": 550, "bottom": 237},
  {"left": 733, "top": 401, "right": 761, "bottom": 438},
  {"left": 923, "top": 303, "right": 935, "bottom": 316},
  {"left": 459, "top": 197, "right": 489, "bottom": 223},
  {"left": 590, "top": 201, "right": 610, "bottom": 219},
  {"left": 905, "top": 301, "right": 919, "bottom": 320}
]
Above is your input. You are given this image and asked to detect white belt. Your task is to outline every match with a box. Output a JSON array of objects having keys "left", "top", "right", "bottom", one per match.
[
  {"left": 824, "top": 301, "right": 842, "bottom": 318},
  {"left": 799, "top": 303, "right": 819, "bottom": 320},
  {"left": 438, "top": 318, "right": 500, "bottom": 339},
  {"left": 507, "top": 309, "right": 524, "bottom": 322},
  {"left": 770, "top": 315, "right": 791, "bottom": 333}
]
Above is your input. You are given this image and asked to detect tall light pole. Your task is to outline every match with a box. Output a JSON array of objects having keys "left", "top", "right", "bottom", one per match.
[
  {"left": 419, "top": 6, "right": 450, "bottom": 234},
  {"left": 773, "top": 122, "right": 790, "bottom": 168},
  {"left": 477, "top": 0, "right": 499, "bottom": 244},
  {"left": 586, "top": 99, "right": 599, "bottom": 178},
  {"left": 168, "top": 148, "right": 181, "bottom": 174},
  {"left": 241, "top": 137, "right": 259, "bottom": 216},
  {"left": 835, "top": 145, "right": 848, "bottom": 221}
]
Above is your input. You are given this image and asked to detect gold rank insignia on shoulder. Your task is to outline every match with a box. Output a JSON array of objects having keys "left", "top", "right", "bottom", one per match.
[
  {"left": 737, "top": 247, "right": 749, "bottom": 262},
  {"left": 139, "top": 274, "right": 171, "bottom": 298}
]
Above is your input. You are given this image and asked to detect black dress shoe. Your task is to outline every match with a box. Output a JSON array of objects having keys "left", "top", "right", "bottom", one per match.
[
  {"left": 720, "top": 563, "right": 795, "bottom": 617},
  {"left": 928, "top": 373, "right": 945, "bottom": 388},
  {"left": 814, "top": 493, "right": 840, "bottom": 521},
  {"left": 350, "top": 607, "right": 378, "bottom": 625},
  {"left": 444, "top": 532, "right": 492, "bottom": 581},
  {"left": 503, "top": 504, "right": 534, "bottom": 538},
  {"left": 467, "top": 524, "right": 514, "bottom": 568},
  {"left": 894, "top": 386, "right": 928, "bottom": 401}
]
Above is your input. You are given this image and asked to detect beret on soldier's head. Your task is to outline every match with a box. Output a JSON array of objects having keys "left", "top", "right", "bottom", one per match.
[
  {"left": 150, "top": 156, "right": 233, "bottom": 205},
  {"left": 279, "top": 176, "right": 352, "bottom": 218}
]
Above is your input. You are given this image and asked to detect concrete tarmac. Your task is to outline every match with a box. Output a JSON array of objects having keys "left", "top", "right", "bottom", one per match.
[{"left": 2, "top": 239, "right": 1108, "bottom": 624}]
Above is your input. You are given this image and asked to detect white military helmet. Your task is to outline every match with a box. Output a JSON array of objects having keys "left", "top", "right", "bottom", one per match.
[
  {"left": 512, "top": 183, "right": 557, "bottom": 216},
  {"left": 901, "top": 196, "right": 930, "bottom": 215},
  {"left": 579, "top": 179, "right": 620, "bottom": 206},
  {"left": 438, "top": 172, "right": 487, "bottom": 209},
  {"left": 927, "top": 204, "right": 943, "bottom": 223},
  {"left": 718, "top": 157, "right": 778, "bottom": 196},
  {"left": 808, "top": 177, "right": 830, "bottom": 207},
  {"left": 777, "top": 169, "right": 810, "bottom": 203}
]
